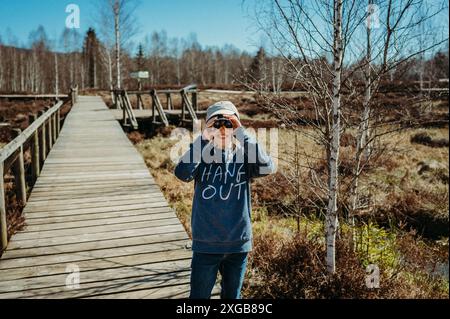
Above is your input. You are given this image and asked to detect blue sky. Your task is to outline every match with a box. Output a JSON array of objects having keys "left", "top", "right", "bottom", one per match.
[{"left": 0, "top": 0, "right": 262, "bottom": 53}]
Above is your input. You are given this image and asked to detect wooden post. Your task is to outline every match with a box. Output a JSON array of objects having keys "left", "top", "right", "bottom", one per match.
[
  {"left": 151, "top": 92, "right": 156, "bottom": 124},
  {"left": 0, "top": 162, "right": 7, "bottom": 251},
  {"left": 56, "top": 108, "right": 61, "bottom": 136},
  {"left": 192, "top": 91, "right": 198, "bottom": 112},
  {"left": 121, "top": 93, "right": 127, "bottom": 126},
  {"left": 46, "top": 107, "right": 53, "bottom": 150},
  {"left": 29, "top": 114, "right": 40, "bottom": 182},
  {"left": 166, "top": 93, "right": 172, "bottom": 110},
  {"left": 181, "top": 92, "right": 185, "bottom": 123},
  {"left": 38, "top": 110, "right": 47, "bottom": 164},
  {"left": 139, "top": 94, "right": 145, "bottom": 109},
  {"left": 52, "top": 112, "right": 57, "bottom": 144},
  {"left": 12, "top": 129, "right": 27, "bottom": 205},
  {"left": 71, "top": 87, "right": 76, "bottom": 105}
]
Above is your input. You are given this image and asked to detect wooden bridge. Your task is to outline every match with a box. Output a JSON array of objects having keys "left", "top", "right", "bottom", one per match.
[
  {"left": 0, "top": 94, "right": 207, "bottom": 299},
  {"left": 111, "top": 85, "right": 206, "bottom": 129}
]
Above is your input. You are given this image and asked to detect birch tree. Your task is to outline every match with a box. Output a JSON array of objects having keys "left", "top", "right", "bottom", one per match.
[
  {"left": 251, "top": 0, "right": 448, "bottom": 275},
  {"left": 95, "top": 0, "right": 140, "bottom": 89},
  {"left": 347, "top": 0, "right": 448, "bottom": 232},
  {"left": 250, "top": 0, "right": 367, "bottom": 274}
]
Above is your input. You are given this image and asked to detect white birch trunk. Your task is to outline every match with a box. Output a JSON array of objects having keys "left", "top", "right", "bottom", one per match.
[
  {"left": 350, "top": 1, "right": 373, "bottom": 227},
  {"left": 114, "top": 1, "right": 121, "bottom": 89},
  {"left": 54, "top": 53, "right": 59, "bottom": 96},
  {"left": 326, "top": 0, "right": 343, "bottom": 275}
]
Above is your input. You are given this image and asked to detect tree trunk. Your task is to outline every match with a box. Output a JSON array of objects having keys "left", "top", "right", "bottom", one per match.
[
  {"left": 350, "top": 0, "right": 373, "bottom": 232},
  {"left": 114, "top": 1, "right": 121, "bottom": 89},
  {"left": 326, "top": 0, "right": 343, "bottom": 275},
  {"left": 54, "top": 53, "right": 59, "bottom": 96}
]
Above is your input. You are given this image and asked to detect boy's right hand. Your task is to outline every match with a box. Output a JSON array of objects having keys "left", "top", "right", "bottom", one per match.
[{"left": 202, "top": 118, "right": 216, "bottom": 141}]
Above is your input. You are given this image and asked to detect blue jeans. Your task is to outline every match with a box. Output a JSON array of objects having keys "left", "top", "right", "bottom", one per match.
[{"left": 189, "top": 252, "right": 248, "bottom": 299}]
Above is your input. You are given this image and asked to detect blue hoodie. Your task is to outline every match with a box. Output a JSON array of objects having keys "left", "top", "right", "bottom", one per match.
[{"left": 174, "top": 126, "right": 276, "bottom": 254}]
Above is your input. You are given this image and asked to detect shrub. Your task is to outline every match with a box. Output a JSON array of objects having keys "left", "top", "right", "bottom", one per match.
[
  {"left": 243, "top": 225, "right": 449, "bottom": 299},
  {"left": 411, "top": 132, "right": 449, "bottom": 148}
]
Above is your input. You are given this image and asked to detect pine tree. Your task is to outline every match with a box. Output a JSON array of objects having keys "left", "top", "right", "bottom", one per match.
[
  {"left": 249, "top": 47, "right": 266, "bottom": 82},
  {"left": 83, "top": 28, "right": 100, "bottom": 88},
  {"left": 135, "top": 43, "right": 145, "bottom": 71}
]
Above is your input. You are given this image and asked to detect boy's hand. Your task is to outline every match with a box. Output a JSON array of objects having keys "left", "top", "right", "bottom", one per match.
[
  {"left": 223, "top": 114, "right": 242, "bottom": 130},
  {"left": 202, "top": 118, "right": 216, "bottom": 141}
]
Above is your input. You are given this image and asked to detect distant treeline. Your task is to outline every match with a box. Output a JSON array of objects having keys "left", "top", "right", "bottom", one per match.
[{"left": 0, "top": 27, "right": 448, "bottom": 94}]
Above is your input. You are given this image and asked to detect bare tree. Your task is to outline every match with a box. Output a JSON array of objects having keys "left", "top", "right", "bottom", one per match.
[
  {"left": 95, "top": 0, "right": 140, "bottom": 89},
  {"left": 347, "top": 0, "right": 448, "bottom": 234},
  {"left": 249, "top": 0, "right": 369, "bottom": 274},
  {"left": 250, "top": 0, "right": 448, "bottom": 275}
]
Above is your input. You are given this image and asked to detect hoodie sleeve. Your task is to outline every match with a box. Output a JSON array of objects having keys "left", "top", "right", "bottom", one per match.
[
  {"left": 174, "top": 135, "right": 207, "bottom": 182},
  {"left": 234, "top": 126, "right": 276, "bottom": 179}
]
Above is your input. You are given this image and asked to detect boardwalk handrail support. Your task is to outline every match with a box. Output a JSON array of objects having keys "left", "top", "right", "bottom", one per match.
[
  {"left": 112, "top": 89, "right": 139, "bottom": 130},
  {"left": 111, "top": 84, "right": 199, "bottom": 128},
  {"left": 180, "top": 85, "right": 198, "bottom": 123},
  {"left": 70, "top": 85, "right": 79, "bottom": 105},
  {"left": 0, "top": 99, "right": 66, "bottom": 252}
]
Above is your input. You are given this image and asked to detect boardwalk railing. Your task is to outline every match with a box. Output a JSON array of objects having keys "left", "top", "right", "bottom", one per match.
[
  {"left": 113, "top": 90, "right": 139, "bottom": 129},
  {"left": 0, "top": 89, "right": 76, "bottom": 251},
  {"left": 112, "top": 84, "right": 199, "bottom": 127}
]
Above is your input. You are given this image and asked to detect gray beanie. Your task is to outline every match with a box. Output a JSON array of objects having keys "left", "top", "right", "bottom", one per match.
[{"left": 206, "top": 101, "right": 240, "bottom": 122}]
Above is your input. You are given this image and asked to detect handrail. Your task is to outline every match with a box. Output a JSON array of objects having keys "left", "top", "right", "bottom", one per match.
[
  {"left": 1, "top": 91, "right": 75, "bottom": 251},
  {"left": 0, "top": 101, "right": 62, "bottom": 163},
  {"left": 180, "top": 84, "right": 197, "bottom": 93}
]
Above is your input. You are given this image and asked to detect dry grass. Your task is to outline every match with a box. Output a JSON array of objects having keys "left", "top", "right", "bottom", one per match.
[
  {"left": 133, "top": 122, "right": 449, "bottom": 298},
  {"left": 128, "top": 90, "right": 448, "bottom": 298}
]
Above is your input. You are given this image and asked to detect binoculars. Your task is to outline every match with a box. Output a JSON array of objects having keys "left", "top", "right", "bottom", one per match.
[{"left": 213, "top": 115, "right": 233, "bottom": 129}]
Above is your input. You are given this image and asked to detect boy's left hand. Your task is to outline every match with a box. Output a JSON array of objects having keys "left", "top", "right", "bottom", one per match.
[{"left": 223, "top": 114, "right": 241, "bottom": 130}]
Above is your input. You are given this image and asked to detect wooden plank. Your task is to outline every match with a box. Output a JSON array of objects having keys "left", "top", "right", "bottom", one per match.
[
  {"left": 2, "top": 231, "right": 188, "bottom": 261},
  {"left": 0, "top": 241, "right": 191, "bottom": 271},
  {"left": 0, "top": 259, "right": 191, "bottom": 294},
  {"left": 13, "top": 217, "right": 181, "bottom": 241},
  {"left": 25, "top": 192, "right": 163, "bottom": 206},
  {"left": 8, "top": 223, "right": 185, "bottom": 251},
  {"left": 0, "top": 270, "right": 191, "bottom": 299},
  {"left": 23, "top": 211, "right": 177, "bottom": 232},
  {"left": 23, "top": 201, "right": 170, "bottom": 218},
  {"left": 24, "top": 206, "right": 175, "bottom": 225},
  {"left": 24, "top": 193, "right": 167, "bottom": 211}
]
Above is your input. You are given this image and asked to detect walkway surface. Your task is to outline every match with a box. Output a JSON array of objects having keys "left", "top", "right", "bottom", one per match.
[{"left": 0, "top": 96, "right": 194, "bottom": 298}]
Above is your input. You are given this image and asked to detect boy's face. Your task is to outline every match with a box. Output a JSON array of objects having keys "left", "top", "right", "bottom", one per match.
[
  {"left": 205, "top": 114, "right": 239, "bottom": 149},
  {"left": 215, "top": 125, "right": 234, "bottom": 149}
]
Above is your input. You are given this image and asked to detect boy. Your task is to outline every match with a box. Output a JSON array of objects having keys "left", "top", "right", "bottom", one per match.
[{"left": 174, "top": 101, "right": 276, "bottom": 299}]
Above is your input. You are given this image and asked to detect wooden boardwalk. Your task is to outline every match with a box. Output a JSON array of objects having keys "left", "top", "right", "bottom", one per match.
[{"left": 0, "top": 96, "right": 195, "bottom": 299}]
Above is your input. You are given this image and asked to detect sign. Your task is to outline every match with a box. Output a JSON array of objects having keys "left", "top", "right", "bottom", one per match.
[{"left": 130, "top": 71, "right": 149, "bottom": 79}]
